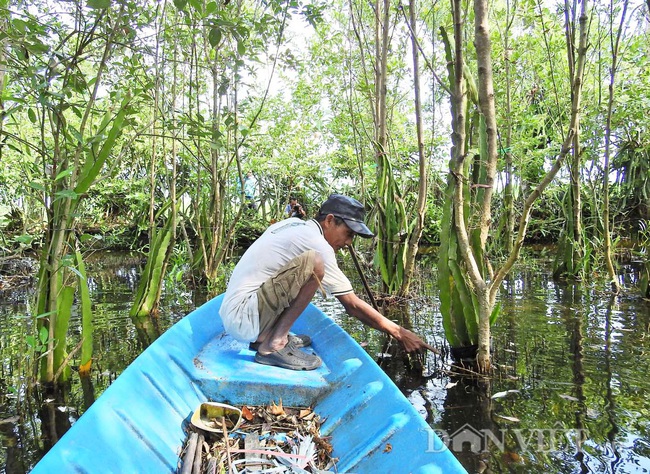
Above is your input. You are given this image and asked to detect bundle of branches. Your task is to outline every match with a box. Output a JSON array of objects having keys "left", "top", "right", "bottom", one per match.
[{"left": 179, "top": 400, "right": 337, "bottom": 474}]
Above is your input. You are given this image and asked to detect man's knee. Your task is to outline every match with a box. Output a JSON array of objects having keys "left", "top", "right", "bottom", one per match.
[{"left": 312, "top": 253, "right": 325, "bottom": 280}]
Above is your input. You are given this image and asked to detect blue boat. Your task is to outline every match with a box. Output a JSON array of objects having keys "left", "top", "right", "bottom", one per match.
[{"left": 32, "top": 294, "right": 467, "bottom": 473}]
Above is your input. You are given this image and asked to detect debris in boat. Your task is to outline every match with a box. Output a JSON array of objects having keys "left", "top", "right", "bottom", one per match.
[
  {"left": 191, "top": 402, "right": 243, "bottom": 433},
  {"left": 179, "top": 400, "right": 337, "bottom": 473}
]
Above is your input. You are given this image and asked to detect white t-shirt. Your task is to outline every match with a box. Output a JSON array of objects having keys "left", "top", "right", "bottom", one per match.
[{"left": 219, "top": 218, "right": 353, "bottom": 342}]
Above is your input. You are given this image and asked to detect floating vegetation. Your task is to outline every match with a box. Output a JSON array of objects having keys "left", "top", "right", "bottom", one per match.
[{"left": 179, "top": 400, "right": 336, "bottom": 474}]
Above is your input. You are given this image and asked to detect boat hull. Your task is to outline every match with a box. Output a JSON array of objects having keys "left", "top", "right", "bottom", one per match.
[{"left": 32, "top": 294, "right": 466, "bottom": 473}]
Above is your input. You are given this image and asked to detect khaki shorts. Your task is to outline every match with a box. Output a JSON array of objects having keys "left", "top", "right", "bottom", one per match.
[{"left": 257, "top": 250, "right": 317, "bottom": 336}]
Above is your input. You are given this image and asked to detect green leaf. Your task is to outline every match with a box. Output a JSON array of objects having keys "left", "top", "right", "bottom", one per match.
[
  {"left": 26, "top": 335, "right": 37, "bottom": 349},
  {"left": 68, "top": 126, "right": 83, "bottom": 145},
  {"left": 87, "top": 0, "right": 111, "bottom": 8},
  {"left": 54, "top": 189, "right": 78, "bottom": 201},
  {"left": 54, "top": 168, "right": 74, "bottom": 182},
  {"left": 71, "top": 106, "right": 83, "bottom": 118},
  {"left": 11, "top": 18, "right": 27, "bottom": 33},
  {"left": 36, "top": 310, "right": 56, "bottom": 320},
  {"left": 27, "top": 108, "right": 37, "bottom": 123},
  {"left": 53, "top": 285, "right": 75, "bottom": 382},
  {"left": 27, "top": 182, "right": 46, "bottom": 192},
  {"left": 173, "top": 0, "right": 187, "bottom": 10},
  {"left": 79, "top": 233, "right": 101, "bottom": 243},
  {"left": 76, "top": 250, "right": 94, "bottom": 369},
  {"left": 7, "top": 142, "right": 24, "bottom": 155},
  {"left": 490, "top": 302, "right": 502, "bottom": 325},
  {"left": 237, "top": 40, "right": 246, "bottom": 56},
  {"left": 66, "top": 265, "right": 83, "bottom": 279},
  {"left": 130, "top": 208, "right": 176, "bottom": 318},
  {"left": 209, "top": 27, "right": 222, "bottom": 48},
  {"left": 39, "top": 326, "right": 49, "bottom": 344},
  {"left": 206, "top": 1, "right": 218, "bottom": 14},
  {"left": 188, "top": 0, "right": 202, "bottom": 14},
  {"left": 75, "top": 97, "right": 131, "bottom": 196},
  {"left": 24, "top": 40, "right": 49, "bottom": 55}
]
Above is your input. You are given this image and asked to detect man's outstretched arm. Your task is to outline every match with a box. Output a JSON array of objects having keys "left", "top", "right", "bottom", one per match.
[{"left": 336, "top": 292, "right": 438, "bottom": 353}]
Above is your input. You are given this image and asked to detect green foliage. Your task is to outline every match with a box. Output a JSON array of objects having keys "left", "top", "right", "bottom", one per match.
[
  {"left": 130, "top": 206, "right": 176, "bottom": 319},
  {"left": 75, "top": 249, "right": 94, "bottom": 373},
  {"left": 0, "top": 0, "right": 650, "bottom": 384},
  {"left": 374, "top": 148, "right": 409, "bottom": 294},
  {"left": 421, "top": 201, "right": 443, "bottom": 246},
  {"left": 0, "top": 0, "right": 139, "bottom": 383},
  {"left": 53, "top": 285, "right": 75, "bottom": 382},
  {"left": 26, "top": 326, "right": 50, "bottom": 355},
  {"left": 524, "top": 185, "right": 565, "bottom": 243},
  {"left": 75, "top": 96, "right": 133, "bottom": 196},
  {"left": 232, "top": 212, "right": 267, "bottom": 248},
  {"left": 636, "top": 220, "right": 650, "bottom": 298},
  {"left": 611, "top": 134, "right": 650, "bottom": 221}
]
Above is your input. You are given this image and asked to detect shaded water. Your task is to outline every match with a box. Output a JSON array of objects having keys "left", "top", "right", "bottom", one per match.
[{"left": 1, "top": 252, "right": 649, "bottom": 473}]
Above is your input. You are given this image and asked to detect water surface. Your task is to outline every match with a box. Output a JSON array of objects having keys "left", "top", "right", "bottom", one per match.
[{"left": 1, "top": 252, "right": 649, "bottom": 473}]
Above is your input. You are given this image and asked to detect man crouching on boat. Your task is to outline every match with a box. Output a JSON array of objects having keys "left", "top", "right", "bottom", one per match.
[{"left": 219, "top": 193, "right": 437, "bottom": 371}]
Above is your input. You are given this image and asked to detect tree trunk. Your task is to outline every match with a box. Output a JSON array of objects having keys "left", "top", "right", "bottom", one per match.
[
  {"left": 399, "top": 0, "right": 428, "bottom": 298},
  {"left": 438, "top": 0, "right": 482, "bottom": 357},
  {"left": 472, "top": 0, "right": 499, "bottom": 371},
  {"left": 439, "top": 0, "right": 590, "bottom": 373},
  {"left": 602, "top": 0, "right": 628, "bottom": 293},
  {"left": 489, "top": 0, "right": 591, "bottom": 297},
  {"left": 555, "top": 0, "right": 586, "bottom": 280},
  {"left": 374, "top": 0, "right": 392, "bottom": 295},
  {"left": 0, "top": 5, "right": 7, "bottom": 142},
  {"left": 503, "top": 0, "right": 515, "bottom": 252}
]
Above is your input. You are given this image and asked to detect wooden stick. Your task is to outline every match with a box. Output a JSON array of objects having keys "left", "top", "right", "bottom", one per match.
[
  {"left": 205, "top": 457, "right": 218, "bottom": 474},
  {"left": 222, "top": 416, "right": 234, "bottom": 474},
  {"left": 191, "top": 433, "right": 204, "bottom": 474},
  {"left": 180, "top": 432, "right": 198, "bottom": 474},
  {"left": 347, "top": 244, "right": 380, "bottom": 312}
]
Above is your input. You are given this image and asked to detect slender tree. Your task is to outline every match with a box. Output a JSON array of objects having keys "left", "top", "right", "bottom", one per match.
[
  {"left": 398, "top": 0, "right": 428, "bottom": 297},
  {"left": 602, "top": 0, "right": 629, "bottom": 293},
  {"left": 22, "top": 1, "right": 136, "bottom": 383},
  {"left": 553, "top": 0, "right": 588, "bottom": 280},
  {"left": 500, "top": 0, "right": 517, "bottom": 252},
  {"left": 0, "top": 0, "right": 7, "bottom": 142}
]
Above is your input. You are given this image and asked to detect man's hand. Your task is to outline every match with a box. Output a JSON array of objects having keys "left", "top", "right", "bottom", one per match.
[
  {"left": 396, "top": 326, "right": 439, "bottom": 354},
  {"left": 337, "top": 293, "right": 439, "bottom": 355}
]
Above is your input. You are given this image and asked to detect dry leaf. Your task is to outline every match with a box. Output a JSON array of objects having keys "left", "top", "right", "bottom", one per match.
[
  {"left": 299, "top": 409, "right": 315, "bottom": 420},
  {"left": 269, "top": 399, "right": 285, "bottom": 416},
  {"left": 383, "top": 443, "right": 392, "bottom": 453},
  {"left": 502, "top": 451, "right": 523, "bottom": 463},
  {"left": 242, "top": 405, "right": 254, "bottom": 421}
]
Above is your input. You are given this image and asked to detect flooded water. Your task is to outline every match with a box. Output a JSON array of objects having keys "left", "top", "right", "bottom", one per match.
[{"left": 1, "top": 251, "right": 649, "bottom": 473}]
